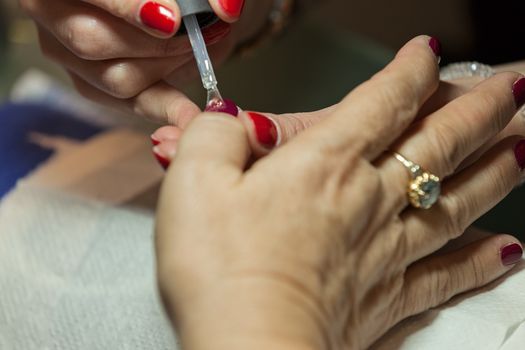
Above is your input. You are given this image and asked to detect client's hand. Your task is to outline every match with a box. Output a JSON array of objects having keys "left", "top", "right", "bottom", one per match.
[
  {"left": 151, "top": 77, "right": 525, "bottom": 167},
  {"left": 155, "top": 36, "right": 525, "bottom": 350},
  {"left": 21, "top": 0, "right": 273, "bottom": 125}
]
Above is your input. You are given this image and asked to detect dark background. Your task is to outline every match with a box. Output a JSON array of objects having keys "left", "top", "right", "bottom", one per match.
[{"left": 469, "top": 0, "right": 525, "bottom": 65}]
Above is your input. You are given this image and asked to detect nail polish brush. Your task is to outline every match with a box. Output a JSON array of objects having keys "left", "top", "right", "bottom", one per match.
[
  {"left": 178, "top": 0, "right": 236, "bottom": 114},
  {"left": 183, "top": 14, "right": 224, "bottom": 108}
]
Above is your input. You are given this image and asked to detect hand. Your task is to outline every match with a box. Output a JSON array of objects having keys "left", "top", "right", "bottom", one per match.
[
  {"left": 155, "top": 36, "right": 525, "bottom": 350},
  {"left": 21, "top": 0, "right": 274, "bottom": 124},
  {"left": 150, "top": 76, "right": 525, "bottom": 168}
]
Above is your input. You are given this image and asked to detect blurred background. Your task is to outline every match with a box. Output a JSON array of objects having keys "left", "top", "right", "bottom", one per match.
[{"left": 0, "top": 0, "right": 524, "bottom": 234}]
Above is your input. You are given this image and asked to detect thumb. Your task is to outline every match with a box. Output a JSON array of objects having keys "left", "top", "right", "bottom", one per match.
[
  {"left": 171, "top": 112, "right": 251, "bottom": 177},
  {"left": 81, "top": 0, "right": 181, "bottom": 37},
  {"left": 239, "top": 106, "right": 336, "bottom": 157}
]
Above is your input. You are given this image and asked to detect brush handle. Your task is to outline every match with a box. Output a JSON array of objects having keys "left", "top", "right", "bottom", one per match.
[{"left": 178, "top": 0, "right": 213, "bottom": 17}]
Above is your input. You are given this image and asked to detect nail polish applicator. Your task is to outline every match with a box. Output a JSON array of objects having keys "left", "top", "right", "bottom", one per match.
[{"left": 178, "top": 0, "right": 236, "bottom": 114}]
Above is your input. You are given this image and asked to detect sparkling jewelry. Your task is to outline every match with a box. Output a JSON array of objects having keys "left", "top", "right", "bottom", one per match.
[
  {"left": 440, "top": 61, "right": 495, "bottom": 81},
  {"left": 394, "top": 153, "right": 441, "bottom": 209}
]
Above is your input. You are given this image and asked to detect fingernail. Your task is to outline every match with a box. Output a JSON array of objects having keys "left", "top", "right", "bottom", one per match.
[
  {"left": 512, "top": 77, "right": 525, "bottom": 108},
  {"left": 140, "top": 2, "right": 176, "bottom": 35},
  {"left": 428, "top": 37, "right": 442, "bottom": 61},
  {"left": 151, "top": 134, "right": 160, "bottom": 146},
  {"left": 501, "top": 243, "right": 523, "bottom": 266},
  {"left": 218, "top": 0, "right": 245, "bottom": 17},
  {"left": 514, "top": 140, "right": 525, "bottom": 170},
  {"left": 205, "top": 98, "right": 239, "bottom": 116},
  {"left": 153, "top": 146, "right": 171, "bottom": 170},
  {"left": 247, "top": 112, "right": 278, "bottom": 149}
]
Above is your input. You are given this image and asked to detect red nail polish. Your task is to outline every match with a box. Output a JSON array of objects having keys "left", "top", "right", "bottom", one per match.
[
  {"left": 512, "top": 77, "right": 525, "bottom": 109},
  {"left": 205, "top": 98, "right": 239, "bottom": 116},
  {"left": 140, "top": 2, "right": 176, "bottom": 35},
  {"left": 515, "top": 140, "right": 525, "bottom": 170},
  {"left": 428, "top": 37, "right": 441, "bottom": 60},
  {"left": 247, "top": 112, "right": 278, "bottom": 149},
  {"left": 153, "top": 149, "right": 170, "bottom": 170},
  {"left": 218, "top": 0, "right": 244, "bottom": 17},
  {"left": 151, "top": 135, "right": 160, "bottom": 146},
  {"left": 501, "top": 243, "right": 523, "bottom": 266}
]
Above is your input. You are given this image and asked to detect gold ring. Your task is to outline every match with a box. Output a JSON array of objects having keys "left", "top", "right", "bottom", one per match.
[{"left": 394, "top": 153, "right": 441, "bottom": 209}]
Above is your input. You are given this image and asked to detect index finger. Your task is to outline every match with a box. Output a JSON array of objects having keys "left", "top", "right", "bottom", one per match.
[
  {"left": 298, "top": 35, "right": 441, "bottom": 160},
  {"left": 81, "top": 0, "right": 244, "bottom": 38},
  {"left": 82, "top": 0, "right": 181, "bottom": 37}
]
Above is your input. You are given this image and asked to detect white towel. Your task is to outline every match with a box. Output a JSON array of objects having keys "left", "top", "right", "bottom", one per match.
[
  {"left": 0, "top": 185, "right": 177, "bottom": 349},
  {"left": 1, "top": 184, "right": 525, "bottom": 349}
]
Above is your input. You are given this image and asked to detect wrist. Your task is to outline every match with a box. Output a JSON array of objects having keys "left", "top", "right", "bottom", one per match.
[{"left": 167, "top": 277, "right": 331, "bottom": 350}]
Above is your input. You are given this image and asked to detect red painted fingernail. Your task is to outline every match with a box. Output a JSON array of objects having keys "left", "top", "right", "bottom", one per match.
[
  {"left": 205, "top": 98, "right": 239, "bottom": 116},
  {"left": 151, "top": 134, "right": 160, "bottom": 146},
  {"left": 153, "top": 147, "right": 171, "bottom": 170},
  {"left": 140, "top": 2, "right": 176, "bottom": 35},
  {"left": 428, "top": 37, "right": 441, "bottom": 60},
  {"left": 512, "top": 77, "right": 525, "bottom": 109},
  {"left": 501, "top": 243, "right": 523, "bottom": 266},
  {"left": 514, "top": 140, "right": 525, "bottom": 170},
  {"left": 247, "top": 112, "right": 278, "bottom": 149},
  {"left": 218, "top": 0, "right": 245, "bottom": 17}
]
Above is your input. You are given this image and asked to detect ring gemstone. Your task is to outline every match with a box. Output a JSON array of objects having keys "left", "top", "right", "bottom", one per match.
[{"left": 408, "top": 173, "right": 441, "bottom": 209}]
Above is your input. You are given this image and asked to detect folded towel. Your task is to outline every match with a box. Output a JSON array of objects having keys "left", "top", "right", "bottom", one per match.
[{"left": 1, "top": 184, "right": 525, "bottom": 350}]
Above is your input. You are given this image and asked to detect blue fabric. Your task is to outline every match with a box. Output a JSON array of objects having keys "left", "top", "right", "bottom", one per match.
[{"left": 0, "top": 103, "right": 103, "bottom": 198}]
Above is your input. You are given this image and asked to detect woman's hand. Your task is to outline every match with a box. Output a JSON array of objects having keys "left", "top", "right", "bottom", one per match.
[
  {"left": 150, "top": 76, "right": 525, "bottom": 168},
  {"left": 21, "top": 0, "right": 273, "bottom": 125},
  {"left": 155, "top": 36, "right": 525, "bottom": 350}
]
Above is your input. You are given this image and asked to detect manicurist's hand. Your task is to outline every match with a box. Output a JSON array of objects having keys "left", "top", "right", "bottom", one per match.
[
  {"left": 155, "top": 36, "right": 525, "bottom": 350},
  {"left": 21, "top": 0, "right": 273, "bottom": 125}
]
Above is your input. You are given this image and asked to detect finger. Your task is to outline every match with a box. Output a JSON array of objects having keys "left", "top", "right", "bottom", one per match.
[
  {"left": 208, "top": 0, "right": 245, "bottom": 22},
  {"left": 417, "top": 78, "right": 525, "bottom": 171},
  {"left": 150, "top": 107, "right": 334, "bottom": 168},
  {"left": 399, "top": 234, "right": 523, "bottom": 321},
  {"left": 153, "top": 140, "right": 179, "bottom": 170},
  {"left": 416, "top": 78, "right": 477, "bottom": 119},
  {"left": 81, "top": 0, "right": 181, "bottom": 37},
  {"left": 168, "top": 113, "right": 251, "bottom": 181},
  {"left": 25, "top": 0, "right": 231, "bottom": 60},
  {"left": 69, "top": 72, "right": 200, "bottom": 127},
  {"left": 379, "top": 73, "right": 525, "bottom": 212},
  {"left": 456, "top": 112, "right": 525, "bottom": 175},
  {"left": 151, "top": 126, "right": 183, "bottom": 145},
  {"left": 292, "top": 35, "right": 441, "bottom": 160},
  {"left": 403, "top": 136, "right": 525, "bottom": 264},
  {"left": 238, "top": 107, "right": 336, "bottom": 157},
  {"left": 39, "top": 27, "right": 192, "bottom": 99}
]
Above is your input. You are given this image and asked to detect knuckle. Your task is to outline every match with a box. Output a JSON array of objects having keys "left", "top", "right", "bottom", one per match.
[
  {"left": 486, "top": 160, "right": 514, "bottom": 198},
  {"left": 63, "top": 17, "right": 111, "bottom": 60},
  {"left": 468, "top": 255, "right": 487, "bottom": 288},
  {"left": 428, "top": 266, "right": 455, "bottom": 307},
  {"left": 426, "top": 120, "right": 465, "bottom": 175},
  {"left": 439, "top": 192, "right": 472, "bottom": 238},
  {"left": 100, "top": 63, "right": 142, "bottom": 98}
]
